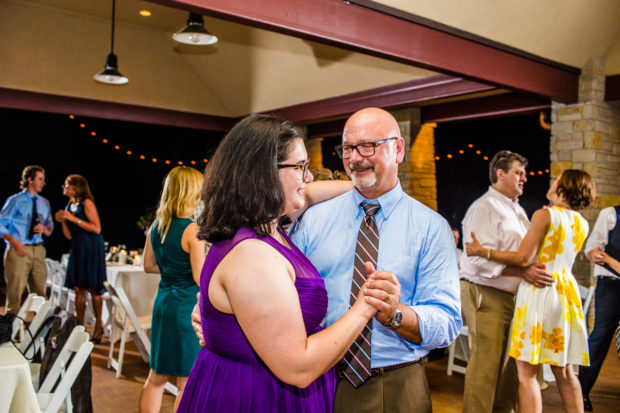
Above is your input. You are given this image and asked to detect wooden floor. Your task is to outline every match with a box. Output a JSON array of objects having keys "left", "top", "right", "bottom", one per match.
[
  {"left": 89, "top": 333, "right": 619, "bottom": 413},
  {"left": 4, "top": 294, "right": 619, "bottom": 412}
]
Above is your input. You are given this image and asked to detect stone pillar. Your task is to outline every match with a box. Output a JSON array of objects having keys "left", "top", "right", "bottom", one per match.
[
  {"left": 391, "top": 107, "right": 437, "bottom": 210},
  {"left": 550, "top": 56, "right": 620, "bottom": 287},
  {"left": 407, "top": 123, "right": 438, "bottom": 211},
  {"left": 306, "top": 137, "right": 324, "bottom": 169}
]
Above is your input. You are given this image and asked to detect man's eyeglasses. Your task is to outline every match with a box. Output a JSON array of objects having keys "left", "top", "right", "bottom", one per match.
[
  {"left": 277, "top": 160, "right": 311, "bottom": 180},
  {"left": 335, "top": 137, "right": 397, "bottom": 159}
]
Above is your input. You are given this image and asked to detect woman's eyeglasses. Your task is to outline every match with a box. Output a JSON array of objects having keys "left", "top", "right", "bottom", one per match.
[{"left": 277, "top": 160, "right": 311, "bottom": 179}]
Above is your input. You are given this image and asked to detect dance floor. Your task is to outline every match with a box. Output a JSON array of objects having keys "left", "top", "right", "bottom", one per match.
[
  {"left": 3, "top": 296, "right": 618, "bottom": 412},
  {"left": 88, "top": 331, "right": 619, "bottom": 413}
]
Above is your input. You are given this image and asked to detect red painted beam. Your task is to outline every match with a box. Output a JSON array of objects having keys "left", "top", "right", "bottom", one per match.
[
  {"left": 606, "top": 74, "right": 620, "bottom": 101},
  {"left": 266, "top": 74, "right": 494, "bottom": 123},
  {"left": 306, "top": 119, "right": 347, "bottom": 140},
  {"left": 150, "top": 0, "right": 578, "bottom": 102},
  {"left": 421, "top": 94, "right": 550, "bottom": 124},
  {"left": 0, "top": 88, "right": 234, "bottom": 131}
]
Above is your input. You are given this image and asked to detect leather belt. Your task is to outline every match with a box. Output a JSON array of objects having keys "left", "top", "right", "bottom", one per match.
[
  {"left": 370, "top": 358, "right": 422, "bottom": 376},
  {"left": 337, "top": 358, "right": 422, "bottom": 379},
  {"left": 25, "top": 242, "right": 44, "bottom": 247}
]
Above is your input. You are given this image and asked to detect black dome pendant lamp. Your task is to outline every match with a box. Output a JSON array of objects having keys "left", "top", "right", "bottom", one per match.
[{"left": 94, "top": 0, "right": 128, "bottom": 85}]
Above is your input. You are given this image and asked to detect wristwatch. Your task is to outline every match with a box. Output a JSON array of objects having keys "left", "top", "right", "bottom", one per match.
[{"left": 382, "top": 307, "right": 403, "bottom": 329}]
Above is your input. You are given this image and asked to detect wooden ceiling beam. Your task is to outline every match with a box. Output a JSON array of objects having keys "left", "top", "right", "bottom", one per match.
[
  {"left": 0, "top": 88, "right": 234, "bottom": 132},
  {"left": 267, "top": 74, "right": 495, "bottom": 123},
  {"left": 152, "top": 0, "right": 579, "bottom": 102},
  {"left": 421, "top": 94, "right": 550, "bottom": 124}
]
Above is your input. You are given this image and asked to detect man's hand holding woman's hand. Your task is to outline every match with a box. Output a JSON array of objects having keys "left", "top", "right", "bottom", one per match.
[
  {"left": 192, "top": 292, "right": 205, "bottom": 347},
  {"left": 362, "top": 262, "right": 401, "bottom": 325},
  {"left": 587, "top": 247, "right": 605, "bottom": 265}
]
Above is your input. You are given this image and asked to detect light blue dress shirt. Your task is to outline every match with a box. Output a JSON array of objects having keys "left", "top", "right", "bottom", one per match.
[
  {"left": 0, "top": 190, "right": 53, "bottom": 245},
  {"left": 290, "top": 182, "right": 461, "bottom": 368}
]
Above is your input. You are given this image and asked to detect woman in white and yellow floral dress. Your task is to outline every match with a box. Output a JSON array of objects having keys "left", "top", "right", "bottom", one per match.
[{"left": 467, "top": 169, "right": 595, "bottom": 413}]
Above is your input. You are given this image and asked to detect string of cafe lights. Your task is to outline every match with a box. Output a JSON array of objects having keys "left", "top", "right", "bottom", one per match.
[
  {"left": 67, "top": 114, "right": 209, "bottom": 167},
  {"left": 435, "top": 143, "right": 549, "bottom": 177}
]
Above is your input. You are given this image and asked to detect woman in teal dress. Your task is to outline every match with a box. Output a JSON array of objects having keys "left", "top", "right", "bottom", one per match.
[{"left": 139, "top": 166, "right": 206, "bottom": 413}]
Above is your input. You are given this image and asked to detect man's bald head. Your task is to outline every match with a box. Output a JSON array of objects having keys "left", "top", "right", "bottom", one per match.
[
  {"left": 340, "top": 107, "right": 405, "bottom": 199},
  {"left": 343, "top": 108, "right": 401, "bottom": 142}
]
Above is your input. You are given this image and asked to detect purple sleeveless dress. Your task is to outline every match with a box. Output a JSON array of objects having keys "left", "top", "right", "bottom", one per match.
[{"left": 177, "top": 226, "right": 337, "bottom": 413}]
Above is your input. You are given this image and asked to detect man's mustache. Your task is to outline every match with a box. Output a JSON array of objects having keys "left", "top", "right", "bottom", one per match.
[{"left": 349, "top": 162, "right": 374, "bottom": 172}]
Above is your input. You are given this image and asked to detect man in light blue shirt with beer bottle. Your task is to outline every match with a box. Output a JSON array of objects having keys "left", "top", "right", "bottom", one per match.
[
  {"left": 0, "top": 165, "right": 53, "bottom": 314},
  {"left": 290, "top": 107, "right": 461, "bottom": 413}
]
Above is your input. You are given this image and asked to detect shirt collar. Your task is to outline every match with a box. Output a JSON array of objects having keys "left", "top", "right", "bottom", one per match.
[
  {"left": 487, "top": 186, "right": 520, "bottom": 208},
  {"left": 21, "top": 189, "right": 37, "bottom": 200},
  {"left": 352, "top": 180, "right": 404, "bottom": 220}
]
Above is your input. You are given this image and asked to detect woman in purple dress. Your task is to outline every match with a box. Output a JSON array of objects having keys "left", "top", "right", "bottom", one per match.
[{"left": 177, "top": 115, "right": 379, "bottom": 412}]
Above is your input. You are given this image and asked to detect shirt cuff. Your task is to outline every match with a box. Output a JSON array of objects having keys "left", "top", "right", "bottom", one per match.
[{"left": 410, "top": 304, "right": 461, "bottom": 351}]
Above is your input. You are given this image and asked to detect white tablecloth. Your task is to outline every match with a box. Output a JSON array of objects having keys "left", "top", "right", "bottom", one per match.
[
  {"left": 0, "top": 345, "right": 41, "bottom": 413},
  {"left": 105, "top": 264, "right": 160, "bottom": 319}
]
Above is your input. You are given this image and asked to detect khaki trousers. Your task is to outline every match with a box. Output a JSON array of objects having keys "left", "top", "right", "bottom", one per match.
[
  {"left": 334, "top": 361, "right": 431, "bottom": 413},
  {"left": 3, "top": 244, "right": 47, "bottom": 314},
  {"left": 461, "top": 280, "right": 518, "bottom": 413}
]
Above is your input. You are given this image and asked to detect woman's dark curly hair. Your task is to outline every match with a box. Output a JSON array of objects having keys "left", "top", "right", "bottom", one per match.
[
  {"left": 197, "top": 114, "right": 305, "bottom": 242},
  {"left": 555, "top": 169, "right": 595, "bottom": 211}
]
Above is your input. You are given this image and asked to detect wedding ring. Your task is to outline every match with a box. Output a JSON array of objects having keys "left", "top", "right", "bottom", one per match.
[{"left": 383, "top": 293, "right": 390, "bottom": 303}]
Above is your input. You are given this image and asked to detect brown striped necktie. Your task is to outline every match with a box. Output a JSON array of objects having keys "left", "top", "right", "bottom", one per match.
[{"left": 341, "top": 202, "right": 380, "bottom": 388}]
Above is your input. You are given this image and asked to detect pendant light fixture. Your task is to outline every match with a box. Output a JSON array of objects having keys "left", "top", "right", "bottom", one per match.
[
  {"left": 173, "top": 13, "right": 218, "bottom": 45},
  {"left": 94, "top": 0, "right": 128, "bottom": 85}
]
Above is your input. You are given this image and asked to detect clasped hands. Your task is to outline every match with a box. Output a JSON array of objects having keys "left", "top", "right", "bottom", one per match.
[
  {"left": 587, "top": 247, "right": 606, "bottom": 266},
  {"left": 191, "top": 262, "right": 402, "bottom": 347},
  {"left": 54, "top": 210, "right": 72, "bottom": 222},
  {"left": 360, "top": 261, "right": 401, "bottom": 326}
]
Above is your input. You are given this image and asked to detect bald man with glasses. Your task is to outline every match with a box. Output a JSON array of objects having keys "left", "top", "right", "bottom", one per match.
[
  {"left": 289, "top": 107, "right": 461, "bottom": 412},
  {"left": 192, "top": 108, "right": 461, "bottom": 412}
]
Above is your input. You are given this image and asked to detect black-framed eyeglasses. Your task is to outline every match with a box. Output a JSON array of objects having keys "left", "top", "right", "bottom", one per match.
[
  {"left": 335, "top": 137, "right": 397, "bottom": 159},
  {"left": 277, "top": 160, "right": 311, "bottom": 180}
]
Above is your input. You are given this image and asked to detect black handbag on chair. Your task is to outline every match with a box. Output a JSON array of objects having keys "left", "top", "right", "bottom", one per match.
[
  {"left": 0, "top": 312, "right": 36, "bottom": 360},
  {"left": 0, "top": 313, "right": 15, "bottom": 344}
]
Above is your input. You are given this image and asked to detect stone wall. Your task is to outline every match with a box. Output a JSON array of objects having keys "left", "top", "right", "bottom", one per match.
[
  {"left": 550, "top": 57, "right": 620, "bottom": 286},
  {"left": 391, "top": 108, "right": 438, "bottom": 211},
  {"left": 306, "top": 138, "right": 324, "bottom": 170},
  {"left": 405, "top": 123, "right": 438, "bottom": 211}
]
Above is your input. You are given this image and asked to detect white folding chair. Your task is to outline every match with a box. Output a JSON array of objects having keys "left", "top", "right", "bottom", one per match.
[
  {"left": 13, "top": 293, "right": 45, "bottom": 342},
  {"left": 45, "top": 258, "right": 73, "bottom": 310},
  {"left": 82, "top": 291, "right": 98, "bottom": 327},
  {"left": 103, "top": 281, "right": 177, "bottom": 395},
  {"left": 14, "top": 295, "right": 52, "bottom": 360},
  {"left": 35, "top": 325, "right": 94, "bottom": 413},
  {"left": 446, "top": 325, "right": 469, "bottom": 375}
]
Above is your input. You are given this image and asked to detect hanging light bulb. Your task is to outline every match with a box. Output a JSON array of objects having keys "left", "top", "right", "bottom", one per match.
[
  {"left": 94, "top": 0, "right": 128, "bottom": 85},
  {"left": 173, "top": 13, "right": 218, "bottom": 45}
]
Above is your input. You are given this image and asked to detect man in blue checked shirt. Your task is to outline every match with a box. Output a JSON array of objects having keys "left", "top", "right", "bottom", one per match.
[
  {"left": 289, "top": 108, "right": 461, "bottom": 413},
  {"left": 1, "top": 165, "right": 53, "bottom": 314}
]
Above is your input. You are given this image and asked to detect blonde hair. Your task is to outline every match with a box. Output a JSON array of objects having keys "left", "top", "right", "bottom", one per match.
[{"left": 155, "top": 166, "right": 203, "bottom": 243}]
